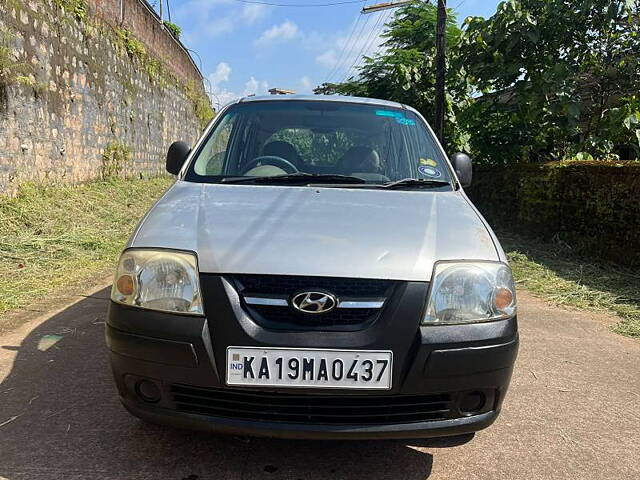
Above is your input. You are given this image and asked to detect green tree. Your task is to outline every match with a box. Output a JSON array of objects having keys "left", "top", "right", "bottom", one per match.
[
  {"left": 315, "top": 1, "right": 472, "bottom": 152},
  {"left": 457, "top": 0, "right": 640, "bottom": 163}
]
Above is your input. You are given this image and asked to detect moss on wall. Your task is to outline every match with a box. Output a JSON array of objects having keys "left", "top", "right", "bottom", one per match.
[
  {"left": 467, "top": 161, "right": 640, "bottom": 266},
  {"left": 0, "top": 27, "right": 30, "bottom": 87},
  {"left": 185, "top": 79, "right": 215, "bottom": 128},
  {"left": 101, "top": 141, "right": 132, "bottom": 179},
  {"left": 52, "top": 0, "right": 88, "bottom": 22},
  {"left": 0, "top": 0, "right": 211, "bottom": 195}
]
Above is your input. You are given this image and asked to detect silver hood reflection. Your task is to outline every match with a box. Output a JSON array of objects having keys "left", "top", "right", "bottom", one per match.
[{"left": 129, "top": 181, "right": 500, "bottom": 282}]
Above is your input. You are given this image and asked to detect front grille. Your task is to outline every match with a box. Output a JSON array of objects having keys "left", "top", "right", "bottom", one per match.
[
  {"left": 249, "top": 305, "right": 379, "bottom": 328},
  {"left": 170, "top": 384, "right": 453, "bottom": 425},
  {"left": 231, "top": 274, "right": 398, "bottom": 331},
  {"left": 234, "top": 274, "right": 394, "bottom": 298}
]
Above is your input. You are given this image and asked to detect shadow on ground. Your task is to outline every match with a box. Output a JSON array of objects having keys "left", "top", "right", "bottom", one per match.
[
  {"left": 497, "top": 231, "right": 640, "bottom": 334},
  {"left": 0, "top": 288, "right": 472, "bottom": 479}
]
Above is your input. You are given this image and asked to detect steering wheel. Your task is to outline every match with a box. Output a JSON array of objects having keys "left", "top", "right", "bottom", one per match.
[{"left": 241, "top": 156, "right": 299, "bottom": 175}]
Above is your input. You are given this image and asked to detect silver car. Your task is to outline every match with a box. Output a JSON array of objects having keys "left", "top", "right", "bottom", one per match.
[{"left": 106, "top": 95, "right": 518, "bottom": 440}]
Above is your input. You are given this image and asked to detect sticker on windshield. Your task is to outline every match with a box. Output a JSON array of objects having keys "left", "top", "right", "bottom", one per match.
[
  {"left": 418, "top": 166, "right": 441, "bottom": 178},
  {"left": 395, "top": 117, "right": 416, "bottom": 126},
  {"left": 419, "top": 158, "right": 438, "bottom": 167},
  {"left": 375, "top": 110, "right": 404, "bottom": 118},
  {"left": 376, "top": 110, "right": 416, "bottom": 126}
]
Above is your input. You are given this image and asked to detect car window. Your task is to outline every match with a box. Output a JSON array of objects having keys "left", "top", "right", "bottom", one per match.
[
  {"left": 268, "top": 129, "right": 362, "bottom": 167},
  {"left": 193, "top": 112, "right": 236, "bottom": 176},
  {"left": 186, "top": 101, "right": 451, "bottom": 185}
]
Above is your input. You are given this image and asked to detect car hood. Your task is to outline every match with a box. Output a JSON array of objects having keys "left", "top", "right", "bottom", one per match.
[{"left": 130, "top": 181, "right": 499, "bottom": 281}]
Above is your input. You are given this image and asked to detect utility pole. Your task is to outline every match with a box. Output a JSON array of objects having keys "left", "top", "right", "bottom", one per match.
[
  {"left": 159, "top": 0, "right": 163, "bottom": 20},
  {"left": 434, "top": 0, "right": 446, "bottom": 143},
  {"left": 362, "top": 1, "right": 447, "bottom": 143}
]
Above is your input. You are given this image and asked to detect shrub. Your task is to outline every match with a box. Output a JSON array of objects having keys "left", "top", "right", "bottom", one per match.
[
  {"left": 101, "top": 141, "right": 132, "bottom": 179},
  {"left": 185, "top": 80, "right": 215, "bottom": 129},
  {"left": 53, "top": 0, "right": 88, "bottom": 22},
  {"left": 467, "top": 161, "right": 640, "bottom": 266},
  {"left": 163, "top": 21, "right": 181, "bottom": 39}
]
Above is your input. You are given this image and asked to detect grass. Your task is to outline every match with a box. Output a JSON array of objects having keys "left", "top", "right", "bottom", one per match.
[
  {"left": 1, "top": 178, "right": 637, "bottom": 339},
  {"left": 0, "top": 176, "right": 173, "bottom": 316},
  {"left": 500, "top": 232, "right": 640, "bottom": 338}
]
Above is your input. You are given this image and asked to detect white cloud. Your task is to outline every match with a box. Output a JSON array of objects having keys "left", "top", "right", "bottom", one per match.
[
  {"left": 242, "top": 4, "right": 270, "bottom": 24},
  {"left": 299, "top": 76, "right": 312, "bottom": 92},
  {"left": 209, "top": 87, "right": 240, "bottom": 108},
  {"left": 207, "top": 62, "right": 239, "bottom": 107},
  {"left": 255, "top": 20, "right": 299, "bottom": 46},
  {"left": 316, "top": 49, "right": 338, "bottom": 69},
  {"left": 209, "top": 62, "right": 231, "bottom": 85},
  {"left": 205, "top": 65, "right": 270, "bottom": 106},
  {"left": 244, "top": 76, "right": 270, "bottom": 96},
  {"left": 176, "top": 0, "right": 268, "bottom": 44}
]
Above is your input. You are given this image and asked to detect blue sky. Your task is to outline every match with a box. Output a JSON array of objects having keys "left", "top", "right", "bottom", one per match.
[{"left": 154, "top": 0, "right": 502, "bottom": 109}]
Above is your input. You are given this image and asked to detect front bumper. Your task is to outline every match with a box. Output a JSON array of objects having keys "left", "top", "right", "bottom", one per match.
[
  {"left": 120, "top": 396, "right": 500, "bottom": 440},
  {"left": 106, "top": 276, "right": 518, "bottom": 440}
]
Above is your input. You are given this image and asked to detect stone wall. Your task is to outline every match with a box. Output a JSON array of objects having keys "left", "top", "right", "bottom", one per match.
[
  {"left": 90, "top": 0, "right": 202, "bottom": 86},
  {"left": 0, "top": 0, "right": 207, "bottom": 196}
]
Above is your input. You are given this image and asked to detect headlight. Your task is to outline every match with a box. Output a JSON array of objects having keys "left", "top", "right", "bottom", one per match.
[
  {"left": 111, "top": 249, "right": 203, "bottom": 315},
  {"left": 423, "top": 261, "right": 516, "bottom": 325}
]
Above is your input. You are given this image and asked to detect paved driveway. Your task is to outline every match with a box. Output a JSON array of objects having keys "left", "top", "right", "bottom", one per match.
[{"left": 0, "top": 286, "right": 638, "bottom": 479}]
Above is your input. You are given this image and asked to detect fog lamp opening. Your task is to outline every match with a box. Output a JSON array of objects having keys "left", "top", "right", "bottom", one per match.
[
  {"left": 459, "top": 391, "right": 486, "bottom": 416},
  {"left": 135, "top": 379, "right": 161, "bottom": 403}
]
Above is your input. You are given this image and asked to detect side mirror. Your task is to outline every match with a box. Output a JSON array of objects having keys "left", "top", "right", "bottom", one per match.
[
  {"left": 451, "top": 152, "right": 472, "bottom": 187},
  {"left": 166, "top": 141, "right": 191, "bottom": 175}
]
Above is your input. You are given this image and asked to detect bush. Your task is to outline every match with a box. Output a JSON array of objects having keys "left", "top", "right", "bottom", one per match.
[
  {"left": 101, "top": 141, "right": 132, "bottom": 179},
  {"left": 185, "top": 80, "right": 215, "bottom": 129},
  {"left": 163, "top": 21, "right": 181, "bottom": 39},
  {"left": 467, "top": 161, "right": 640, "bottom": 266}
]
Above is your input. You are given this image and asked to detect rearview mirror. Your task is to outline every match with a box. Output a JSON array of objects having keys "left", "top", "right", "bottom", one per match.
[
  {"left": 166, "top": 141, "right": 191, "bottom": 175},
  {"left": 451, "top": 152, "right": 472, "bottom": 187}
]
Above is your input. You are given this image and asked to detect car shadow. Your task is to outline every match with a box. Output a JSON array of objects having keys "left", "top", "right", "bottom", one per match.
[{"left": 0, "top": 288, "right": 476, "bottom": 479}]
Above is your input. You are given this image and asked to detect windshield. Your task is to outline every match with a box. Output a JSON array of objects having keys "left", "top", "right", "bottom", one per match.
[{"left": 184, "top": 100, "right": 453, "bottom": 188}]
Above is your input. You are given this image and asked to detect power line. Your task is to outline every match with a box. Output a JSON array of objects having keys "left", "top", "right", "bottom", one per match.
[
  {"left": 323, "top": 1, "right": 367, "bottom": 83},
  {"left": 230, "top": 0, "right": 367, "bottom": 6},
  {"left": 341, "top": 13, "right": 378, "bottom": 80},
  {"left": 341, "top": 8, "right": 391, "bottom": 81},
  {"left": 325, "top": 5, "right": 371, "bottom": 83},
  {"left": 324, "top": 16, "right": 363, "bottom": 83},
  {"left": 336, "top": 12, "right": 380, "bottom": 82}
]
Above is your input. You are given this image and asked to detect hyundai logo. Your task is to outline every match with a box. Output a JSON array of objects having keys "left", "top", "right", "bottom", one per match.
[{"left": 291, "top": 291, "right": 338, "bottom": 314}]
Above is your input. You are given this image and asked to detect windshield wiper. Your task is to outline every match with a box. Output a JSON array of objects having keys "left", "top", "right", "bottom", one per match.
[
  {"left": 220, "top": 173, "right": 367, "bottom": 185},
  {"left": 379, "top": 178, "right": 451, "bottom": 190}
]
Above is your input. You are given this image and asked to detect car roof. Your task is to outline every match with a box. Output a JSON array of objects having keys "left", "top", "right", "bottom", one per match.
[{"left": 235, "top": 94, "right": 409, "bottom": 111}]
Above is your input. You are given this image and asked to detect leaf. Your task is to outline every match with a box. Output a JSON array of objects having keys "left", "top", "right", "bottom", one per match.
[
  {"left": 624, "top": 0, "right": 636, "bottom": 13},
  {"left": 568, "top": 103, "right": 581, "bottom": 118},
  {"left": 623, "top": 112, "right": 639, "bottom": 130},
  {"left": 525, "top": 29, "right": 540, "bottom": 44}
]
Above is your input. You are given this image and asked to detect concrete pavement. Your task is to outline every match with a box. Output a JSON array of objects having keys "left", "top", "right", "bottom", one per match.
[{"left": 0, "top": 286, "right": 638, "bottom": 479}]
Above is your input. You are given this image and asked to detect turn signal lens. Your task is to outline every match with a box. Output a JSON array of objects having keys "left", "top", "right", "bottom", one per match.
[
  {"left": 116, "top": 275, "right": 135, "bottom": 296},
  {"left": 495, "top": 287, "right": 514, "bottom": 311}
]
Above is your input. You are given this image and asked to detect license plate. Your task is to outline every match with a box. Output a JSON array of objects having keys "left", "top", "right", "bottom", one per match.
[{"left": 226, "top": 347, "right": 393, "bottom": 390}]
